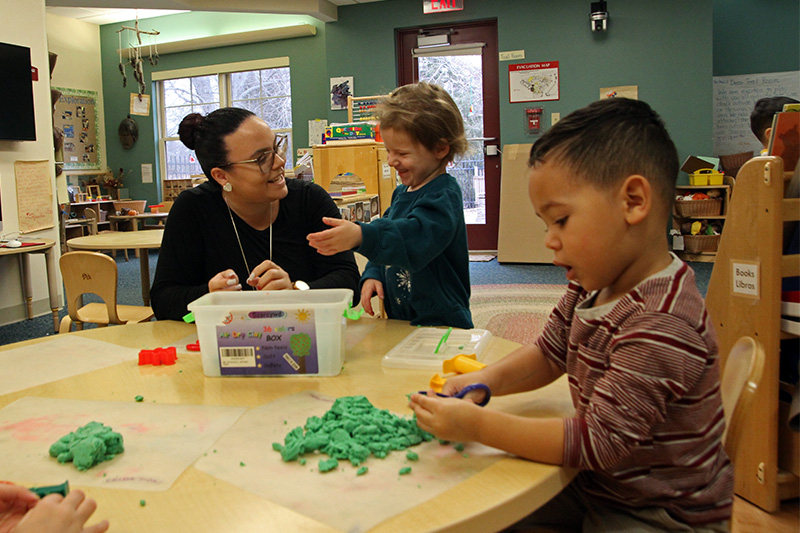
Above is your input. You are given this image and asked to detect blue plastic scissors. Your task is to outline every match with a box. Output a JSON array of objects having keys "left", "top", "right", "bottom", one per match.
[{"left": 418, "top": 383, "right": 491, "bottom": 407}]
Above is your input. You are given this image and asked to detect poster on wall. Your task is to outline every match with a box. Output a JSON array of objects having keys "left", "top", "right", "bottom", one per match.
[
  {"left": 330, "top": 76, "right": 353, "bottom": 110},
  {"left": 14, "top": 160, "right": 54, "bottom": 233},
  {"left": 509, "top": 62, "right": 559, "bottom": 103},
  {"left": 53, "top": 87, "right": 100, "bottom": 170},
  {"left": 130, "top": 93, "right": 151, "bottom": 116},
  {"left": 600, "top": 85, "right": 638, "bottom": 100}
]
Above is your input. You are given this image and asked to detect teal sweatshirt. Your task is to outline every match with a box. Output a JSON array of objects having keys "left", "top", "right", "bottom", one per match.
[{"left": 358, "top": 173, "right": 473, "bottom": 329}]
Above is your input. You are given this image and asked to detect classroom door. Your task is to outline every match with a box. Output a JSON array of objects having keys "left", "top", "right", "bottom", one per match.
[{"left": 396, "top": 20, "right": 501, "bottom": 251}]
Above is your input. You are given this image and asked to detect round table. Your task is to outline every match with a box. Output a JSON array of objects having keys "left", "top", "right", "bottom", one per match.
[{"left": 0, "top": 319, "right": 576, "bottom": 532}]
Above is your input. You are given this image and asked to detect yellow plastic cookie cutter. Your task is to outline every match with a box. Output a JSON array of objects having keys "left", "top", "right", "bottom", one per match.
[
  {"left": 428, "top": 354, "right": 486, "bottom": 393},
  {"left": 442, "top": 353, "right": 485, "bottom": 374}
]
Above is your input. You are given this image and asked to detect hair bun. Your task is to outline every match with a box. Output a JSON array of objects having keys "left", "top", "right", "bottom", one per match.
[{"left": 178, "top": 113, "right": 205, "bottom": 150}]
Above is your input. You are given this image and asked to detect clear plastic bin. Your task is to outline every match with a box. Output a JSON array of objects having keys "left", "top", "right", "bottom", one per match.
[{"left": 187, "top": 289, "right": 352, "bottom": 377}]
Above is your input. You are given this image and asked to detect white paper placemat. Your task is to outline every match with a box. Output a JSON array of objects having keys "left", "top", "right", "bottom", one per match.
[
  {"left": 0, "top": 397, "right": 246, "bottom": 491},
  {"left": 0, "top": 336, "right": 141, "bottom": 395}
]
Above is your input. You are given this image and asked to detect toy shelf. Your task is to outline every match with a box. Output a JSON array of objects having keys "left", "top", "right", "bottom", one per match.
[{"left": 671, "top": 177, "right": 734, "bottom": 262}]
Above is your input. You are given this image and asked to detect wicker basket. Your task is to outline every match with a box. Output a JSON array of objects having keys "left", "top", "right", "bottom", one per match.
[
  {"left": 674, "top": 198, "right": 722, "bottom": 217},
  {"left": 683, "top": 234, "right": 721, "bottom": 254},
  {"left": 113, "top": 200, "right": 147, "bottom": 214}
]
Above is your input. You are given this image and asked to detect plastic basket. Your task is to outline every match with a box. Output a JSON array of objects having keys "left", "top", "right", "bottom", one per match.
[
  {"left": 675, "top": 198, "right": 722, "bottom": 217},
  {"left": 113, "top": 200, "right": 147, "bottom": 213},
  {"left": 187, "top": 289, "right": 352, "bottom": 377},
  {"left": 684, "top": 234, "right": 721, "bottom": 254}
]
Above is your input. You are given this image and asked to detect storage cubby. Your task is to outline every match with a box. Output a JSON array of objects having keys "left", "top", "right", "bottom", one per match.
[{"left": 671, "top": 177, "right": 734, "bottom": 262}]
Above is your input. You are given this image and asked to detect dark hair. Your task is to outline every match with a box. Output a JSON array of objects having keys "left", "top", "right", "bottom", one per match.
[
  {"left": 178, "top": 107, "right": 256, "bottom": 182},
  {"left": 377, "top": 82, "right": 468, "bottom": 164},
  {"left": 528, "top": 98, "right": 678, "bottom": 217},
  {"left": 750, "top": 96, "right": 799, "bottom": 144}
]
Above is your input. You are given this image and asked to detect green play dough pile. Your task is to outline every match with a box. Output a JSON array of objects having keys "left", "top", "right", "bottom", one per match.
[
  {"left": 272, "top": 395, "right": 433, "bottom": 470},
  {"left": 49, "top": 421, "right": 124, "bottom": 471}
]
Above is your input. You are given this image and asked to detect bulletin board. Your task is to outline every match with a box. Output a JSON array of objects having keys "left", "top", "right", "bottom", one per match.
[
  {"left": 712, "top": 70, "right": 800, "bottom": 157},
  {"left": 53, "top": 87, "right": 101, "bottom": 170},
  {"left": 14, "top": 160, "right": 54, "bottom": 233}
]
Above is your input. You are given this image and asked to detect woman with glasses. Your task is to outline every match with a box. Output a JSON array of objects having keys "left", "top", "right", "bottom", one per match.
[{"left": 150, "top": 107, "right": 360, "bottom": 321}]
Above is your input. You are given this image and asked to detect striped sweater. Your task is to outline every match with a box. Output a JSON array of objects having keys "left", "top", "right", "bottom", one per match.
[{"left": 535, "top": 255, "right": 733, "bottom": 526}]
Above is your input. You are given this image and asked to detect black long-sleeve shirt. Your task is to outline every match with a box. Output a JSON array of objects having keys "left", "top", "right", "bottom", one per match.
[{"left": 150, "top": 179, "right": 360, "bottom": 320}]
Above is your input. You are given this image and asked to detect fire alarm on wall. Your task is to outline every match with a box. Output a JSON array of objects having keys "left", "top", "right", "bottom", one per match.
[{"left": 31, "top": 66, "right": 38, "bottom": 81}]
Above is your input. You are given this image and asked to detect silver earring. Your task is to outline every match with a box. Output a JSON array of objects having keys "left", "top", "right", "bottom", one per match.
[{"left": 223, "top": 183, "right": 232, "bottom": 192}]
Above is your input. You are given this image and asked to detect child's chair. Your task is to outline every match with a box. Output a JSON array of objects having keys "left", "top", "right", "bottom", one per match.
[
  {"left": 84, "top": 207, "right": 128, "bottom": 261},
  {"left": 59, "top": 251, "right": 154, "bottom": 333},
  {"left": 721, "top": 336, "right": 766, "bottom": 460}
]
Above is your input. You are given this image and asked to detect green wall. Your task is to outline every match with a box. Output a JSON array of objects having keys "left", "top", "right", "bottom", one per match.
[
  {"left": 328, "top": 0, "right": 713, "bottom": 157},
  {"left": 99, "top": 13, "right": 329, "bottom": 202},
  {"left": 98, "top": 0, "right": 798, "bottom": 205},
  {"left": 713, "top": 0, "right": 799, "bottom": 76}
]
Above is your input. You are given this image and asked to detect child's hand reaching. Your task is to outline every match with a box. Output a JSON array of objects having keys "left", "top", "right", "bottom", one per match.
[
  {"left": 307, "top": 217, "right": 363, "bottom": 256},
  {"left": 0, "top": 483, "right": 37, "bottom": 533},
  {"left": 409, "top": 392, "right": 484, "bottom": 443},
  {"left": 360, "top": 279, "right": 384, "bottom": 316},
  {"left": 0, "top": 485, "right": 108, "bottom": 533}
]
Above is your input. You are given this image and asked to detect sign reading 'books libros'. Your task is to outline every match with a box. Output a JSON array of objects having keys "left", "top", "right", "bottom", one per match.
[{"left": 424, "top": 0, "right": 464, "bottom": 14}]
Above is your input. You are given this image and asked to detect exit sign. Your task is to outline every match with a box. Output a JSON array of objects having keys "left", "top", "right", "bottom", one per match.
[{"left": 424, "top": 0, "right": 464, "bottom": 14}]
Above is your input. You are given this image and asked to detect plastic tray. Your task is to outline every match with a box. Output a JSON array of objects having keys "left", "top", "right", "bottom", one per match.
[{"left": 381, "top": 327, "right": 493, "bottom": 370}]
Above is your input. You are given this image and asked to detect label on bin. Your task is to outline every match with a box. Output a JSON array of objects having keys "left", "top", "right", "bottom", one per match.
[{"left": 215, "top": 308, "right": 318, "bottom": 375}]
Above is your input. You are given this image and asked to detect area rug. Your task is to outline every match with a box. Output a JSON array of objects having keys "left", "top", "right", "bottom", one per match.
[{"left": 470, "top": 284, "right": 565, "bottom": 346}]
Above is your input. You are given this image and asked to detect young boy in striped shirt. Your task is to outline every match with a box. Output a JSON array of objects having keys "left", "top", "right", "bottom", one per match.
[{"left": 410, "top": 98, "right": 733, "bottom": 531}]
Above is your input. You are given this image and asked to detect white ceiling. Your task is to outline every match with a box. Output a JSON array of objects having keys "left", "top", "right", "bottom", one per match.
[{"left": 45, "top": 0, "right": 385, "bottom": 25}]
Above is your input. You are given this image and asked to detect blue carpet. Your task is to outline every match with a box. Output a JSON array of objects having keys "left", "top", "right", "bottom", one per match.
[{"left": 0, "top": 253, "right": 713, "bottom": 347}]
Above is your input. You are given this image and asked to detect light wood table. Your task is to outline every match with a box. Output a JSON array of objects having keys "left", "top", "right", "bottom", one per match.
[
  {"left": 66, "top": 230, "right": 163, "bottom": 306},
  {"left": 106, "top": 213, "right": 168, "bottom": 259},
  {"left": 0, "top": 320, "right": 576, "bottom": 532},
  {"left": 108, "top": 212, "right": 169, "bottom": 231},
  {"left": 0, "top": 238, "right": 60, "bottom": 332}
]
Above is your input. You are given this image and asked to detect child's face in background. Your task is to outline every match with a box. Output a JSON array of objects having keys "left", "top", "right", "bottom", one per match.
[
  {"left": 528, "top": 159, "right": 630, "bottom": 294},
  {"left": 381, "top": 127, "right": 449, "bottom": 191}
]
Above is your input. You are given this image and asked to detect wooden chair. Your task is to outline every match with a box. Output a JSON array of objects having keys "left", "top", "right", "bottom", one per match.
[
  {"left": 84, "top": 207, "right": 128, "bottom": 261},
  {"left": 706, "top": 156, "right": 800, "bottom": 510},
  {"left": 721, "top": 336, "right": 766, "bottom": 461},
  {"left": 59, "top": 251, "right": 154, "bottom": 333}
]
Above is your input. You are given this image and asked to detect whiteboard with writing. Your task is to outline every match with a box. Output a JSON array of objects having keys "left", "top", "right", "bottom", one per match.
[{"left": 712, "top": 71, "right": 800, "bottom": 156}]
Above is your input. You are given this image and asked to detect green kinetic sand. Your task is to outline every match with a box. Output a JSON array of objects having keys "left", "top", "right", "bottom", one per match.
[
  {"left": 49, "top": 421, "right": 124, "bottom": 471},
  {"left": 272, "top": 396, "right": 433, "bottom": 472}
]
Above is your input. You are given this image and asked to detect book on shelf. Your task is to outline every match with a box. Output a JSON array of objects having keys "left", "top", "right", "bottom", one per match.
[{"left": 767, "top": 109, "right": 799, "bottom": 172}]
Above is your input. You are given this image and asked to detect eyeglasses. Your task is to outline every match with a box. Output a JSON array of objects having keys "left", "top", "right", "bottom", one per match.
[{"left": 219, "top": 134, "right": 288, "bottom": 174}]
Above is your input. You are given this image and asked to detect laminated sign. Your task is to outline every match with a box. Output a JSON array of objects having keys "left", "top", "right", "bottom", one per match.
[{"left": 216, "top": 308, "right": 318, "bottom": 375}]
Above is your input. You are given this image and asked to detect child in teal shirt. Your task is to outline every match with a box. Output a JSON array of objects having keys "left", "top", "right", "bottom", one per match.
[{"left": 307, "top": 82, "right": 473, "bottom": 328}]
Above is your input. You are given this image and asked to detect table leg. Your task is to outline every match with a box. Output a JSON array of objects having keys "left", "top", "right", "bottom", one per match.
[
  {"left": 44, "top": 246, "right": 60, "bottom": 333},
  {"left": 19, "top": 253, "right": 33, "bottom": 319},
  {"left": 17, "top": 254, "right": 33, "bottom": 319},
  {"left": 132, "top": 219, "right": 141, "bottom": 258},
  {"left": 140, "top": 248, "right": 150, "bottom": 306}
]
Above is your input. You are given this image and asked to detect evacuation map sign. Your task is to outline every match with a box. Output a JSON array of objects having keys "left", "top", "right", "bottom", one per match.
[{"left": 509, "top": 61, "right": 560, "bottom": 103}]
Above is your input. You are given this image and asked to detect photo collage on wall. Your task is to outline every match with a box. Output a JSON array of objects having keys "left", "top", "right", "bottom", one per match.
[{"left": 53, "top": 87, "right": 100, "bottom": 170}]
